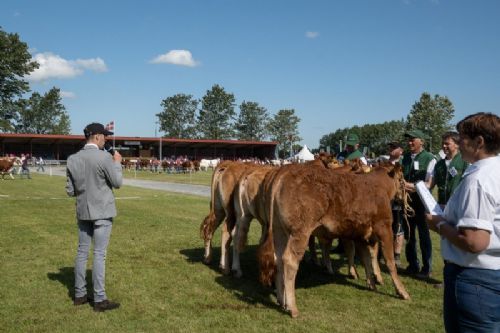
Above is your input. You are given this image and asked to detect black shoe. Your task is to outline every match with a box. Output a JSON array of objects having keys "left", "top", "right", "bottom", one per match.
[
  {"left": 416, "top": 269, "right": 432, "bottom": 279},
  {"left": 405, "top": 265, "right": 419, "bottom": 275},
  {"left": 74, "top": 295, "right": 92, "bottom": 306},
  {"left": 94, "top": 299, "right": 120, "bottom": 312}
]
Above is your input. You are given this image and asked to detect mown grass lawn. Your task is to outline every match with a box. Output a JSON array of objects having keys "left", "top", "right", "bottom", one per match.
[
  {"left": 0, "top": 174, "right": 445, "bottom": 333},
  {"left": 122, "top": 169, "right": 213, "bottom": 186}
]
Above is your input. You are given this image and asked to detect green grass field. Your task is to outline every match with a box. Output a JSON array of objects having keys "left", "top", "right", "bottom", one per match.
[
  {"left": 0, "top": 174, "right": 444, "bottom": 333},
  {"left": 122, "top": 169, "right": 213, "bottom": 186}
]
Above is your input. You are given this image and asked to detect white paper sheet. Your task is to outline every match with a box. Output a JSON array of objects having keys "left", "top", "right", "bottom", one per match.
[{"left": 415, "top": 181, "right": 444, "bottom": 216}]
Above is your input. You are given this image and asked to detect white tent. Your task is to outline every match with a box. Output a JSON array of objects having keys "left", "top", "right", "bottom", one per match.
[{"left": 294, "top": 145, "right": 315, "bottom": 162}]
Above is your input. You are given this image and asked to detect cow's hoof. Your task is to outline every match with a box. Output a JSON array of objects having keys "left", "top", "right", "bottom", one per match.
[
  {"left": 220, "top": 266, "right": 231, "bottom": 276},
  {"left": 399, "top": 291, "right": 411, "bottom": 300},
  {"left": 232, "top": 270, "right": 242, "bottom": 278},
  {"left": 289, "top": 309, "right": 299, "bottom": 318},
  {"left": 202, "top": 257, "right": 212, "bottom": 265}
]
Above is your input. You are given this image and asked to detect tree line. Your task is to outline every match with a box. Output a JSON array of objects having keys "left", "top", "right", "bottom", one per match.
[
  {"left": 319, "top": 92, "right": 455, "bottom": 156},
  {"left": 156, "top": 85, "right": 301, "bottom": 157},
  {"left": 0, "top": 27, "right": 70, "bottom": 134}
]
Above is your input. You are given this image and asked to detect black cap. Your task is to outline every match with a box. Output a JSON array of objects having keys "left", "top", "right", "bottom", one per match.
[{"left": 84, "top": 123, "right": 113, "bottom": 137}]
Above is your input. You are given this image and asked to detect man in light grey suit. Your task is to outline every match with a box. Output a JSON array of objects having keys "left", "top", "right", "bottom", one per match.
[{"left": 66, "top": 122, "right": 123, "bottom": 312}]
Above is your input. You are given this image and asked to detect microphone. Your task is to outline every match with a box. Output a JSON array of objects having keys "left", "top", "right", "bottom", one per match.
[{"left": 104, "top": 142, "right": 115, "bottom": 156}]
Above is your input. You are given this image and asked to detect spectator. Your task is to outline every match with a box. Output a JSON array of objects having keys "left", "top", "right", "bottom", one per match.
[
  {"left": 36, "top": 156, "right": 45, "bottom": 172},
  {"left": 426, "top": 112, "right": 500, "bottom": 332},
  {"left": 20, "top": 153, "right": 31, "bottom": 179}
]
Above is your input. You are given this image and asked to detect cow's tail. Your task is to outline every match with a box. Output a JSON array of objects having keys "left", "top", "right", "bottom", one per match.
[
  {"left": 199, "top": 164, "right": 225, "bottom": 241},
  {"left": 258, "top": 192, "right": 277, "bottom": 287}
]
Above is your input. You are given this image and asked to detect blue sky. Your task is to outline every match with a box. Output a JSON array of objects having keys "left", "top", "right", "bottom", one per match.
[{"left": 2, "top": 0, "right": 499, "bottom": 148}]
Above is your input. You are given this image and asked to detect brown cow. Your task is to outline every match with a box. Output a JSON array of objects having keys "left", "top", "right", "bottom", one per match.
[
  {"left": 0, "top": 157, "right": 17, "bottom": 180},
  {"left": 199, "top": 161, "right": 262, "bottom": 274},
  {"left": 258, "top": 163, "right": 410, "bottom": 317},
  {"left": 231, "top": 165, "right": 276, "bottom": 277}
]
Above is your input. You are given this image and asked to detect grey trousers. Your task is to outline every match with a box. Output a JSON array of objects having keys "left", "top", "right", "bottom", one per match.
[{"left": 74, "top": 219, "right": 113, "bottom": 302}]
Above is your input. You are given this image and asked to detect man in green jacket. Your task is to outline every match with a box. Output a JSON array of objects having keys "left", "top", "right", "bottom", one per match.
[
  {"left": 401, "top": 129, "right": 436, "bottom": 278},
  {"left": 337, "top": 133, "right": 367, "bottom": 164},
  {"left": 427, "top": 131, "right": 469, "bottom": 207}
]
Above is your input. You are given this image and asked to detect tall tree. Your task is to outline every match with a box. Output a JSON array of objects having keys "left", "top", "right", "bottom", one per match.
[
  {"left": 197, "top": 84, "right": 236, "bottom": 139},
  {"left": 234, "top": 101, "right": 269, "bottom": 141},
  {"left": 406, "top": 92, "right": 455, "bottom": 154},
  {"left": 0, "top": 27, "right": 39, "bottom": 131},
  {"left": 157, "top": 93, "right": 198, "bottom": 138},
  {"left": 268, "top": 109, "right": 301, "bottom": 158},
  {"left": 15, "top": 87, "right": 71, "bottom": 134}
]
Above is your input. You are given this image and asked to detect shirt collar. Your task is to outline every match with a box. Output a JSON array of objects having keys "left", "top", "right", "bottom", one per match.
[
  {"left": 84, "top": 143, "right": 99, "bottom": 149},
  {"left": 462, "top": 155, "right": 499, "bottom": 177}
]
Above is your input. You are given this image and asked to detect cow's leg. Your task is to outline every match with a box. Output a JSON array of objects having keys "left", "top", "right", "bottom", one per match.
[
  {"left": 378, "top": 226, "right": 410, "bottom": 300},
  {"left": 344, "top": 239, "right": 359, "bottom": 279},
  {"left": 306, "top": 236, "right": 320, "bottom": 266},
  {"left": 369, "top": 242, "right": 384, "bottom": 285},
  {"left": 273, "top": 227, "right": 288, "bottom": 309},
  {"left": 356, "top": 242, "right": 377, "bottom": 291},
  {"left": 219, "top": 219, "right": 233, "bottom": 275},
  {"left": 318, "top": 237, "right": 334, "bottom": 275},
  {"left": 282, "top": 232, "right": 310, "bottom": 318},
  {"left": 231, "top": 214, "right": 253, "bottom": 278}
]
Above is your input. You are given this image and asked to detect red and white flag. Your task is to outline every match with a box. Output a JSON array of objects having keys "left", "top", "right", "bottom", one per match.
[{"left": 105, "top": 121, "right": 114, "bottom": 131}]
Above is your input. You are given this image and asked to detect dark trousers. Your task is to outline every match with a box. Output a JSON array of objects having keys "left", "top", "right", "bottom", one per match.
[
  {"left": 403, "top": 194, "right": 432, "bottom": 273},
  {"left": 444, "top": 262, "right": 500, "bottom": 333}
]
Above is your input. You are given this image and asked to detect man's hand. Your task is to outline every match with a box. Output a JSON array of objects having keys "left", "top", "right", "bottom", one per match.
[
  {"left": 404, "top": 181, "right": 416, "bottom": 193},
  {"left": 113, "top": 151, "right": 122, "bottom": 163},
  {"left": 425, "top": 213, "right": 445, "bottom": 232}
]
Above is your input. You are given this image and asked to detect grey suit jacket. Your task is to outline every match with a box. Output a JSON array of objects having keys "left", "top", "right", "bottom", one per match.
[{"left": 66, "top": 144, "right": 123, "bottom": 221}]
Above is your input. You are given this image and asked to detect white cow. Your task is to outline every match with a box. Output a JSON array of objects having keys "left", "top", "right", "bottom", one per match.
[{"left": 199, "top": 158, "right": 221, "bottom": 171}]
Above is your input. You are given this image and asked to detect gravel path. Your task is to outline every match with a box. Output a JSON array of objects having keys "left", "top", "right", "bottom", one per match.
[{"left": 32, "top": 166, "right": 210, "bottom": 198}]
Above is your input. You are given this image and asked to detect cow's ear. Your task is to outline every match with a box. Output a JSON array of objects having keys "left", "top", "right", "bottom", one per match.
[{"left": 387, "top": 164, "right": 396, "bottom": 177}]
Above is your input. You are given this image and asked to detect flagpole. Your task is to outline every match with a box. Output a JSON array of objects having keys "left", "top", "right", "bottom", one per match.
[{"left": 113, "top": 121, "right": 115, "bottom": 150}]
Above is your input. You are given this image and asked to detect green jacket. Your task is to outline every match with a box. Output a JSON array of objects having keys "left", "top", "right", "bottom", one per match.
[
  {"left": 338, "top": 149, "right": 364, "bottom": 161},
  {"left": 433, "top": 153, "right": 468, "bottom": 205},
  {"left": 402, "top": 150, "right": 435, "bottom": 183}
]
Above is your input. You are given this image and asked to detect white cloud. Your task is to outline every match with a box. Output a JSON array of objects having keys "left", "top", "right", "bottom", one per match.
[
  {"left": 60, "top": 91, "right": 76, "bottom": 99},
  {"left": 150, "top": 50, "right": 199, "bottom": 67},
  {"left": 74, "top": 58, "right": 108, "bottom": 72},
  {"left": 27, "top": 52, "right": 108, "bottom": 82},
  {"left": 305, "top": 31, "right": 319, "bottom": 39}
]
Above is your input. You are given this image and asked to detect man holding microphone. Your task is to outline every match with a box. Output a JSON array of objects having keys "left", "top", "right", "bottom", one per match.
[{"left": 66, "top": 122, "right": 123, "bottom": 312}]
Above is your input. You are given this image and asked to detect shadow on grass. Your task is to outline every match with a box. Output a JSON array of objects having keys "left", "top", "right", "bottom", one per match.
[
  {"left": 47, "top": 267, "right": 92, "bottom": 300},
  {"left": 180, "top": 245, "right": 382, "bottom": 313}
]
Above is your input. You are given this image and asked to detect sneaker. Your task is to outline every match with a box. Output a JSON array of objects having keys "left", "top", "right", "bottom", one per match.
[
  {"left": 74, "top": 295, "right": 92, "bottom": 306},
  {"left": 94, "top": 299, "right": 120, "bottom": 312}
]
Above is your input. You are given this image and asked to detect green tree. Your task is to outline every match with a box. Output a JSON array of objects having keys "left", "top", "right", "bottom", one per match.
[
  {"left": 157, "top": 93, "right": 198, "bottom": 139},
  {"left": 197, "top": 84, "right": 236, "bottom": 139},
  {"left": 319, "top": 119, "right": 405, "bottom": 156},
  {"left": 406, "top": 92, "right": 455, "bottom": 154},
  {"left": 0, "top": 27, "right": 39, "bottom": 131},
  {"left": 234, "top": 101, "right": 269, "bottom": 141},
  {"left": 268, "top": 109, "right": 301, "bottom": 158},
  {"left": 15, "top": 87, "right": 71, "bottom": 134}
]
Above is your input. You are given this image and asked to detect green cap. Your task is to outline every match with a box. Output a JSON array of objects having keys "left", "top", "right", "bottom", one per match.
[
  {"left": 404, "top": 129, "right": 427, "bottom": 140},
  {"left": 345, "top": 133, "right": 359, "bottom": 146}
]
